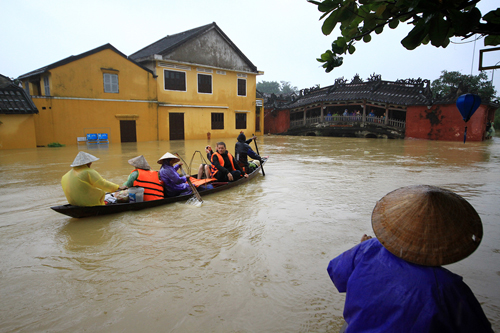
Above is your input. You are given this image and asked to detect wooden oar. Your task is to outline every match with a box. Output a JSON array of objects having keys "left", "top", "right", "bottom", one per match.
[
  {"left": 252, "top": 133, "right": 265, "bottom": 176},
  {"left": 179, "top": 165, "right": 203, "bottom": 203},
  {"left": 175, "top": 153, "right": 203, "bottom": 204}
]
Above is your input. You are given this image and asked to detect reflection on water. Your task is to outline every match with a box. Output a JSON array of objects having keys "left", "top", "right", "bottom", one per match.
[{"left": 0, "top": 136, "right": 499, "bottom": 332}]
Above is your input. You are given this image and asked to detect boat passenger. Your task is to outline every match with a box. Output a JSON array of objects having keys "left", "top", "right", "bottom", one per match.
[
  {"left": 123, "top": 155, "right": 164, "bottom": 201},
  {"left": 235, "top": 132, "right": 262, "bottom": 174},
  {"left": 197, "top": 145, "right": 213, "bottom": 179},
  {"left": 327, "top": 185, "right": 493, "bottom": 333},
  {"left": 211, "top": 141, "right": 248, "bottom": 182},
  {"left": 61, "top": 151, "right": 126, "bottom": 206},
  {"left": 157, "top": 152, "right": 192, "bottom": 197}
]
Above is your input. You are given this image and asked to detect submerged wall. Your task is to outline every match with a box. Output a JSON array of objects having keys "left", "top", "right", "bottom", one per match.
[
  {"left": 406, "top": 104, "right": 493, "bottom": 141},
  {"left": 0, "top": 114, "right": 37, "bottom": 150}
]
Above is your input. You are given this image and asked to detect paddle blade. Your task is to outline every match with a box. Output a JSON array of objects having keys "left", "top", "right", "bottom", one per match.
[
  {"left": 456, "top": 94, "right": 481, "bottom": 123},
  {"left": 186, "top": 196, "right": 203, "bottom": 207}
]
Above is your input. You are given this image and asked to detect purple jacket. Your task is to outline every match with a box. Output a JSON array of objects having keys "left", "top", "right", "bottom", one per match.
[
  {"left": 159, "top": 164, "right": 192, "bottom": 197},
  {"left": 328, "top": 238, "right": 492, "bottom": 332}
]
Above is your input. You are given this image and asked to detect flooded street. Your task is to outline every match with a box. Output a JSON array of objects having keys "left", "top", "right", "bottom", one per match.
[{"left": 1, "top": 136, "right": 499, "bottom": 332}]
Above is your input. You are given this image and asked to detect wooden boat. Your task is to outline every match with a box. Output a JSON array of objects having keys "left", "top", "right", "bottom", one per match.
[{"left": 51, "top": 158, "right": 267, "bottom": 218}]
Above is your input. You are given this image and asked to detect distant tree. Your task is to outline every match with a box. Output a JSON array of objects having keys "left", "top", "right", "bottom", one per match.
[
  {"left": 257, "top": 81, "right": 281, "bottom": 94},
  {"left": 431, "top": 70, "right": 497, "bottom": 101},
  {"left": 309, "top": 0, "right": 500, "bottom": 72},
  {"left": 280, "top": 81, "right": 299, "bottom": 94},
  {"left": 257, "top": 80, "right": 299, "bottom": 94}
]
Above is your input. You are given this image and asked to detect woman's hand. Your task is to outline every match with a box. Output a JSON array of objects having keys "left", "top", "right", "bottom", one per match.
[{"left": 360, "top": 234, "right": 372, "bottom": 243}]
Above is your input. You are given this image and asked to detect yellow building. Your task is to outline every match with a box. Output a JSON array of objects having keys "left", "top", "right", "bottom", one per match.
[
  {"left": 130, "top": 22, "right": 264, "bottom": 140},
  {"left": 18, "top": 44, "right": 158, "bottom": 146},
  {"left": 17, "top": 23, "right": 263, "bottom": 147},
  {"left": 0, "top": 74, "right": 38, "bottom": 150}
]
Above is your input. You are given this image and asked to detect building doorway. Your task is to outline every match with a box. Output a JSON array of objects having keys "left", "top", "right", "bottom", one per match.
[
  {"left": 169, "top": 113, "right": 184, "bottom": 140},
  {"left": 120, "top": 120, "right": 137, "bottom": 142}
]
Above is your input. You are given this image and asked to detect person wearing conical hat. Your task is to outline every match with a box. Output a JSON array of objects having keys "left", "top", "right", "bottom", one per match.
[
  {"left": 61, "top": 151, "right": 127, "bottom": 206},
  {"left": 123, "top": 155, "right": 164, "bottom": 201},
  {"left": 327, "top": 185, "right": 492, "bottom": 332},
  {"left": 157, "top": 152, "right": 192, "bottom": 197}
]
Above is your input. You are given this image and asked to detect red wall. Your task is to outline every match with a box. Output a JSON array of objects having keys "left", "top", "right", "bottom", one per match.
[
  {"left": 405, "top": 104, "right": 492, "bottom": 141},
  {"left": 264, "top": 108, "right": 290, "bottom": 134}
]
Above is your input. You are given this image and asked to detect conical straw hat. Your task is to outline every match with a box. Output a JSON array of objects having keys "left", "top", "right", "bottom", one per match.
[
  {"left": 70, "top": 151, "right": 99, "bottom": 167},
  {"left": 372, "top": 185, "right": 482, "bottom": 266},
  {"left": 157, "top": 152, "right": 179, "bottom": 164},
  {"left": 128, "top": 155, "right": 151, "bottom": 170}
]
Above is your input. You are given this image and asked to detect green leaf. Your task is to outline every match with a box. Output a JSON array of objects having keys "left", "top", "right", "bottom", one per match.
[
  {"left": 317, "top": 1, "right": 337, "bottom": 13},
  {"left": 483, "top": 9, "right": 500, "bottom": 25},
  {"left": 388, "top": 19, "right": 399, "bottom": 29},
  {"left": 401, "top": 20, "right": 429, "bottom": 50},
  {"left": 348, "top": 44, "right": 356, "bottom": 54},
  {"left": 429, "top": 15, "right": 450, "bottom": 47},
  {"left": 363, "top": 13, "right": 377, "bottom": 31},
  {"left": 485, "top": 34, "right": 500, "bottom": 46},
  {"left": 375, "top": 26, "right": 384, "bottom": 34},
  {"left": 322, "top": 11, "right": 339, "bottom": 35},
  {"left": 363, "top": 34, "right": 372, "bottom": 43},
  {"left": 375, "top": 4, "right": 387, "bottom": 16},
  {"left": 320, "top": 51, "right": 332, "bottom": 61},
  {"left": 441, "top": 37, "right": 450, "bottom": 48}
]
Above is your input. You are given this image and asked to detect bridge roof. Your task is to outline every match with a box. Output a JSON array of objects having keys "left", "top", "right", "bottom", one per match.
[{"left": 283, "top": 78, "right": 432, "bottom": 110}]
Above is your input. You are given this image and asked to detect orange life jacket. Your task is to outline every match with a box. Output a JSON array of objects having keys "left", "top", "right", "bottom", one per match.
[
  {"left": 132, "top": 169, "right": 164, "bottom": 201},
  {"left": 210, "top": 152, "right": 236, "bottom": 176},
  {"left": 189, "top": 177, "right": 217, "bottom": 187}
]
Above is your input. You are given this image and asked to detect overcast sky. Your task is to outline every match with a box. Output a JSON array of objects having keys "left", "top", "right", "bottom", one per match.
[{"left": 2, "top": 0, "right": 499, "bottom": 93}]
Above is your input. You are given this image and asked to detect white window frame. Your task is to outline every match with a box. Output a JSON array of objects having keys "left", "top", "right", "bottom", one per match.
[
  {"left": 237, "top": 78, "right": 247, "bottom": 97},
  {"left": 235, "top": 112, "right": 247, "bottom": 129},
  {"left": 43, "top": 76, "right": 50, "bottom": 96},
  {"left": 164, "top": 69, "right": 187, "bottom": 92},
  {"left": 103, "top": 73, "right": 119, "bottom": 93},
  {"left": 197, "top": 73, "right": 213, "bottom": 94}
]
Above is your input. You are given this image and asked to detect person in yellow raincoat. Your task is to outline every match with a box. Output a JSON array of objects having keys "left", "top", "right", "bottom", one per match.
[{"left": 61, "top": 151, "right": 126, "bottom": 206}]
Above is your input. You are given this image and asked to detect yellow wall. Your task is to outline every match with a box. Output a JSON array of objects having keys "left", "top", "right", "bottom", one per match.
[
  {"left": 22, "top": 48, "right": 158, "bottom": 146},
  {"left": 32, "top": 98, "right": 158, "bottom": 145},
  {"left": 156, "top": 62, "right": 258, "bottom": 140},
  {"left": 0, "top": 114, "right": 37, "bottom": 150},
  {"left": 37, "top": 48, "right": 157, "bottom": 100}
]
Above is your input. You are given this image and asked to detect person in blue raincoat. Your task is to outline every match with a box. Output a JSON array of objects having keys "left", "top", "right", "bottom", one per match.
[
  {"left": 235, "top": 132, "right": 262, "bottom": 174},
  {"left": 328, "top": 185, "right": 493, "bottom": 333},
  {"left": 157, "top": 152, "right": 192, "bottom": 197}
]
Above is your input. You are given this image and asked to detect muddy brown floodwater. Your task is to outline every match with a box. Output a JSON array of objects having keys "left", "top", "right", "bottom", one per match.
[{"left": 1, "top": 136, "right": 499, "bottom": 332}]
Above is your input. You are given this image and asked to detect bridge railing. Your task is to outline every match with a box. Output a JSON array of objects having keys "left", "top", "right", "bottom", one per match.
[{"left": 290, "top": 116, "right": 405, "bottom": 129}]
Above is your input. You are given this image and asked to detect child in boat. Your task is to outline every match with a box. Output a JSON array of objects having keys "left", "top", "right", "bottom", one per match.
[{"left": 197, "top": 145, "right": 213, "bottom": 179}]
